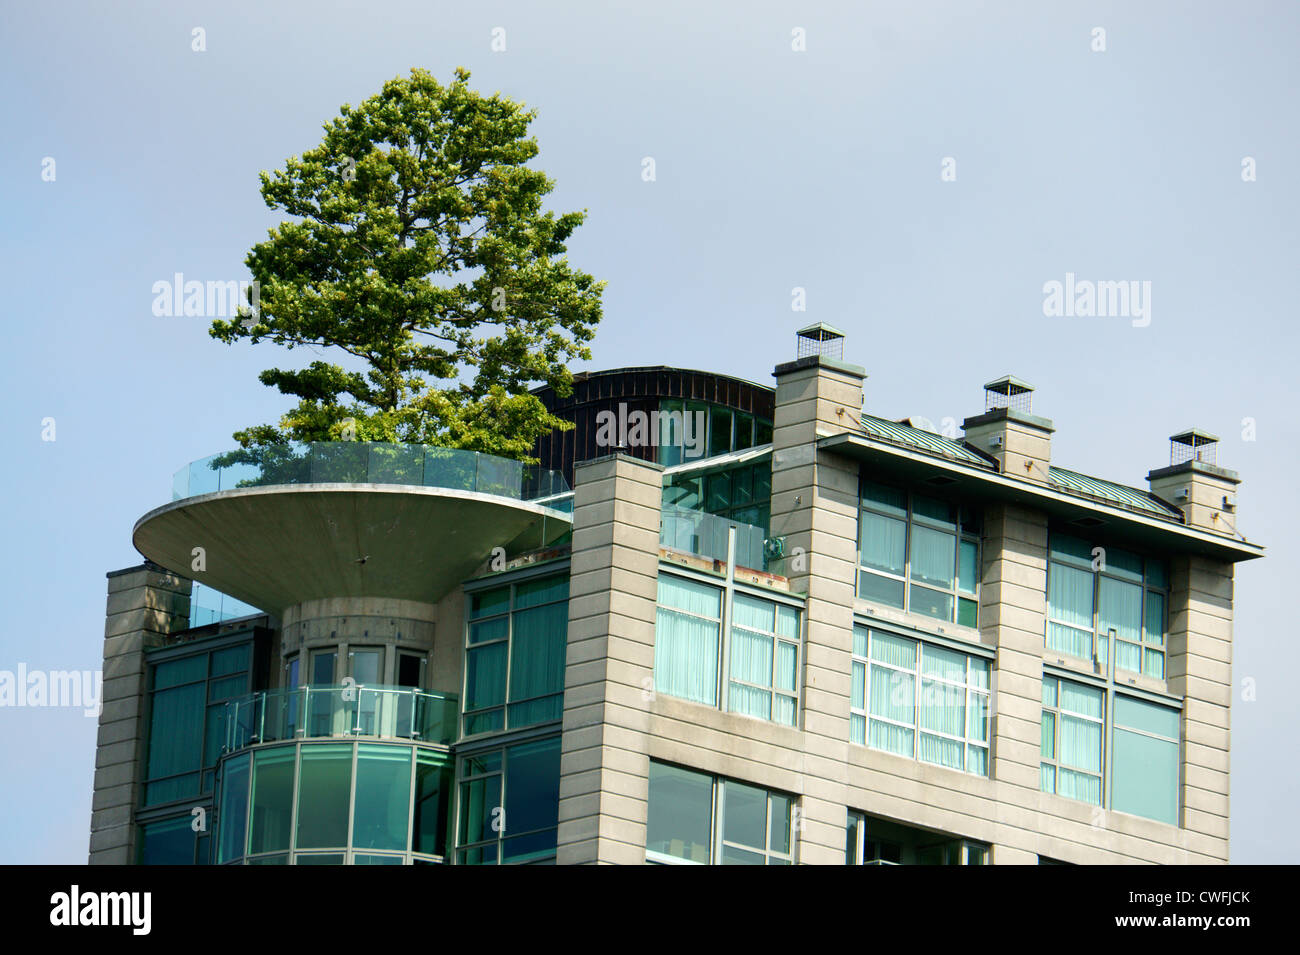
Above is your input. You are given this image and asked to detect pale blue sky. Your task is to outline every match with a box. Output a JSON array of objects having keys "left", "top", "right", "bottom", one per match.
[{"left": 1, "top": 0, "right": 1296, "bottom": 863}]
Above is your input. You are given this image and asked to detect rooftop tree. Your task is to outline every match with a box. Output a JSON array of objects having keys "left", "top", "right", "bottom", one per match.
[{"left": 209, "top": 67, "right": 603, "bottom": 470}]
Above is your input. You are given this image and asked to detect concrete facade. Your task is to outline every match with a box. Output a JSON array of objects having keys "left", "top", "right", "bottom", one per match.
[{"left": 89, "top": 563, "right": 191, "bottom": 865}]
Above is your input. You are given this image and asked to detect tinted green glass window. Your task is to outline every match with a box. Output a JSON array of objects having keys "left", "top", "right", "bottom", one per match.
[
  {"left": 295, "top": 744, "right": 352, "bottom": 849},
  {"left": 217, "top": 753, "right": 250, "bottom": 863},
  {"left": 352, "top": 745, "right": 412, "bottom": 852},
  {"left": 139, "top": 815, "right": 196, "bottom": 865},
  {"left": 413, "top": 754, "right": 451, "bottom": 856},
  {"left": 502, "top": 737, "right": 561, "bottom": 863},
  {"left": 647, "top": 762, "right": 712, "bottom": 863},
  {"left": 249, "top": 747, "right": 295, "bottom": 854}
]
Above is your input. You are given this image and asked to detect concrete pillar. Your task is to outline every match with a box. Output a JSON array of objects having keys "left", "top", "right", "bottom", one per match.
[
  {"left": 981, "top": 504, "right": 1049, "bottom": 863},
  {"left": 89, "top": 562, "right": 191, "bottom": 864},
  {"left": 1166, "top": 555, "right": 1233, "bottom": 860},
  {"left": 555, "top": 454, "right": 661, "bottom": 864},
  {"left": 770, "top": 354, "right": 864, "bottom": 864}
]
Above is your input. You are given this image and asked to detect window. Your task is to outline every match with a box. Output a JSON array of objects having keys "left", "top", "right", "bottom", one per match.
[
  {"left": 845, "top": 811, "right": 987, "bottom": 865},
  {"left": 1040, "top": 675, "right": 1181, "bottom": 825},
  {"left": 456, "top": 735, "right": 561, "bottom": 865},
  {"left": 138, "top": 815, "right": 208, "bottom": 865},
  {"left": 850, "top": 626, "right": 990, "bottom": 776},
  {"left": 857, "top": 479, "right": 980, "bottom": 627},
  {"left": 1040, "top": 676, "right": 1103, "bottom": 805},
  {"left": 657, "top": 400, "right": 774, "bottom": 467},
  {"left": 462, "top": 574, "right": 569, "bottom": 736},
  {"left": 1046, "top": 533, "right": 1169, "bottom": 679},
  {"left": 144, "top": 642, "right": 252, "bottom": 805},
  {"left": 654, "top": 572, "right": 802, "bottom": 727},
  {"left": 663, "top": 461, "right": 772, "bottom": 538},
  {"left": 216, "top": 741, "right": 452, "bottom": 865},
  {"left": 1111, "top": 695, "right": 1179, "bottom": 825},
  {"left": 646, "top": 762, "right": 794, "bottom": 865}
]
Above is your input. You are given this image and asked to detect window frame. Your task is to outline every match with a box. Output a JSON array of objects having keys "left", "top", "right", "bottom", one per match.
[
  {"left": 653, "top": 569, "right": 805, "bottom": 728},
  {"left": 849, "top": 624, "right": 991, "bottom": 777},
  {"left": 856, "top": 478, "right": 981, "bottom": 628},
  {"left": 1045, "top": 532, "right": 1170, "bottom": 680},
  {"left": 645, "top": 761, "right": 796, "bottom": 865},
  {"left": 461, "top": 570, "right": 569, "bottom": 739}
]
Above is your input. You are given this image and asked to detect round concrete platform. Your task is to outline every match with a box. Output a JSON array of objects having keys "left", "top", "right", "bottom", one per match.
[{"left": 133, "top": 483, "right": 572, "bottom": 613}]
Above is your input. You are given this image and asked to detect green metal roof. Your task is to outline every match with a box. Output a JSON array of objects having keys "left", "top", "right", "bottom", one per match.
[
  {"left": 856, "top": 415, "right": 1184, "bottom": 522},
  {"left": 1048, "top": 467, "right": 1182, "bottom": 519},
  {"left": 860, "top": 415, "right": 996, "bottom": 469}
]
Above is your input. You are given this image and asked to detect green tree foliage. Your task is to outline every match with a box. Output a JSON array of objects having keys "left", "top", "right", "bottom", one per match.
[{"left": 210, "top": 67, "right": 603, "bottom": 467}]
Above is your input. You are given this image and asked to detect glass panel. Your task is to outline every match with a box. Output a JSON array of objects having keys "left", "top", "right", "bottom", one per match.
[
  {"left": 869, "top": 667, "right": 914, "bottom": 725},
  {"left": 1100, "top": 578, "right": 1142, "bottom": 665},
  {"left": 514, "top": 575, "right": 569, "bottom": 609},
  {"left": 1041, "top": 710, "right": 1056, "bottom": 759},
  {"left": 469, "top": 616, "right": 508, "bottom": 644},
  {"left": 958, "top": 597, "right": 978, "bottom": 628},
  {"left": 647, "top": 762, "right": 712, "bottom": 863},
  {"left": 249, "top": 747, "right": 295, "bottom": 855},
  {"left": 139, "top": 815, "right": 196, "bottom": 865},
  {"left": 851, "top": 626, "right": 869, "bottom": 659},
  {"left": 860, "top": 512, "right": 906, "bottom": 575},
  {"left": 1144, "top": 592, "right": 1166, "bottom": 647},
  {"left": 353, "top": 745, "right": 412, "bottom": 852},
  {"left": 210, "top": 645, "right": 250, "bottom": 678},
  {"left": 1042, "top": 678, "right": 1057, "bottom": 706},
  {"left": 860, "top": 479, "right": 907, "bottom": 517},
  {"left": 351, "top": 649, "right": 381, "bottom": 684},
  {"left": 1114, "top": 695, "right": 1179, "bottom": 739},
  {"left": 413, "top": 754, "right": 451, "bottom": 857},
  {"left": 1112, "top": 727, "right": 1179, "bottom": 824},
  {"left": 755, "top": 419, "right": 773, "bottom": 446},
  {"left": 297, "top": 853, "right": 345, "bottom": 865},
  {"left": 735, "top": 414, "right": 754, "bottom": 450},
  {"left": 769, "top": 794, "right": 792, "bottom": 855},
  {"left": 217, "top": 753, "right": 250, "bottom": 863},
  {"left": 1060, "top": 681, "right": 1103, "bottom": 719},
  {"left": 912, "top": 494, "right": 956, "bottom": 528},
  {"left": 353, "top": 853, "right": 403, "bottom": 865},
  {"left": 310, "top": 652, "right": 336, "bottom": 685},
  {"left": 722, "top": 780, "right": 767, "bottom": 849},
  {"left": 1049, "top": 533, "right": 1093, "bottom": 567},
  {"left": 145, "top": 683, "right": 205, "bottom": 798},
  {"left": 775, "top": 642, "right": 797, "bottom": 693},
  {"left": 470, "top": 587, "right": 510, "bottom": 619},
  {"left": 1105, "top": 547, "right": 1144, "bottom": 582},
  {"left": 968, "top": 692, "right": 989, "bottom": 744},
  {"left": 909, "top": 584, "right": 953, "bottom": 621},
  {"left": 958, "top": 540, "right": 979, "bottom": 595},
  {"left": 509, "top": 601, "right": 567, "bottom": 726},
  {"left": 458, "top": 773, "right": 502, "bottom": 848},
  {"left": 859, "top": 571, "right": 904, "bottom": 608},
  {"left": 503, "top": 737, "right": 561, "bottom": 862},
  {"left": 153, "top": 655, "right": 208, "bottom": 690},
  {"left": 655, "top": 578, "right": 722, "bottom": 706},
  {"left": 709, "top": 407, "right": 733, "bottom": 456},
  {"left": 870, "top": 632, "right": 917, "bottom": 668},
  {"left": 464, "top": 643, "right": 508, "bottom": 712},
  {"left": 921, "top": 645, "right": 966, "bottom": 683},
  {"left": 1145, "top": 558, "right": 1169, "bottom": 589},
  {"left": 721, "top": 845, "right": 766, "bottom": 865},
  {"left": 295, "top": 744, "right": 352, "bottom": 849},
  {"left": 910, "top": 525, "right": 956, "bottom": 588}
]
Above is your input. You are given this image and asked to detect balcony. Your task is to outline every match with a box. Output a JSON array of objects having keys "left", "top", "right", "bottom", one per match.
[
  {"left": 135, "top": 444, "right": 574, "bottom": 611},
  {"left": 172, "top": 442, "right": 571, "bottom": 504},
  {"left": 660, "top": 504, "right": 767, "bottom": 570},
  {"left": 224, "top": 685, "right": 457, "bottom": 751}
]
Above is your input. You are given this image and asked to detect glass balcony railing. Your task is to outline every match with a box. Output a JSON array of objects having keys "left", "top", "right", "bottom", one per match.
[
  {"left": 172, "top": 442, "right": 571, "bottom": 504},
  {"left": 660, "top": 504, "right": 768, "bottom": 571},
  {"left": 224, "top": 685, "right": 457, "bottom": 751}
]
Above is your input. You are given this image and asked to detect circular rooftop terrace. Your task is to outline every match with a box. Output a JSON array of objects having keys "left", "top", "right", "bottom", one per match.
[{"left": 135, "top": 443, "right": 573, "bottom": 613}]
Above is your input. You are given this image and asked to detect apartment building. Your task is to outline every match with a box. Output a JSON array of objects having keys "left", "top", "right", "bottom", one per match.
[{"left": 89, "top": 326, "right": 1259, "bottom": 864}]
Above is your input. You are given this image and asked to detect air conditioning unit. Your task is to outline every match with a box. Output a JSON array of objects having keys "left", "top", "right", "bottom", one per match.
[
  {"left": 1222, "top": 493, "right": 1236, "bottom": 511},
  {"left": 988, "top": 435, "right": 1004, "bottom": 450},
  {"left": 1173, "top": 486, "right": 1190, "bottom": 502}
]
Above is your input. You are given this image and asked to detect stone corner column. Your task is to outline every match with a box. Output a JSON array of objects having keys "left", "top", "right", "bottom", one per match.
[
  {"left": 556, "top": 454, "right": 662, "bottom": 865},
  {"left": 89, "top": 562, "right": 191, "bottom": 864}
]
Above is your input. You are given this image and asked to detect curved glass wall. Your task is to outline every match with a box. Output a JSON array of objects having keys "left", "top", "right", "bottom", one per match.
[{"left": 216, "top": 741, "right": 452, "bottom": 865}]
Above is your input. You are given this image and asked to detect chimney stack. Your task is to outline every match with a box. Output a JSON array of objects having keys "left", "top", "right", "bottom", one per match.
[
  {"left": 1147, "top": 430, "right": 1240, "bottom": 534},
  {"left": 961, "top": 376, "right": 1053, "bottom": 483}
]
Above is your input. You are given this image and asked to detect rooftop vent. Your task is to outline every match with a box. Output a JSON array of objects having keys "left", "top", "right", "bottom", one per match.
[
  {"left": 796, "top": 322, "right": 846, "bottom": 360},
  {"left": 984, "top": 375, "right": 1034, "bottom": 413},
  {"left": 1170, "top": 428, "right": 1219, "bottom": 466}
]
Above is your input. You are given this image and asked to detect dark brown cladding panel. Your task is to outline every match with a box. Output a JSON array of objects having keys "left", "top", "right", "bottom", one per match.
[{"left": 532, "top": 367, "right": 775, "bottom": 485}]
